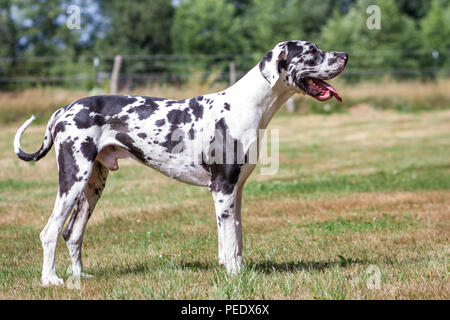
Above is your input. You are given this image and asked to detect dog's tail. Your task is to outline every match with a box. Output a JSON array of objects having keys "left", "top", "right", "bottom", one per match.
[{"left": 14, "top": 113, "right": 55, "bottom": 162}]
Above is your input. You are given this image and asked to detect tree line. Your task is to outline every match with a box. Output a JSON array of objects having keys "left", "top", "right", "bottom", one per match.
[{"left": 0, "top": 0, "right": 449, "bottom": 89}]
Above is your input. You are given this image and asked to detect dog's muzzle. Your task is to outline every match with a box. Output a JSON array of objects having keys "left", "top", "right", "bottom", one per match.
[{"left": 296, "top": 53, "right": 348, "bottom": 102}]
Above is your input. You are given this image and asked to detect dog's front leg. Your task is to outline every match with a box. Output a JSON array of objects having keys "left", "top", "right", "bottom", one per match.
[{"left": 211, "top": 185, "right": 244, "bottom": 274}]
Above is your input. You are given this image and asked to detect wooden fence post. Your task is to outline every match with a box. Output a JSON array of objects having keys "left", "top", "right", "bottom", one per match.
[
  {"left": 110, "top": 55, "right": 122, "bottom": 94},
  {"left": 229, "top": 61, "right": 236, "bottom": 85}
]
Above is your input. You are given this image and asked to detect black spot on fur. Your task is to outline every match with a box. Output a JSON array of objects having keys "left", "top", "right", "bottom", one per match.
[
  {"left": 188, "top": 128, "right": 195, "bottom": 140},
  {"left": 165, "top": 99, "right": 186, "bottom": 107},
  {"left": 115, "top": 133, "right": 148, "bottom": 163},
  {"left": 108, "top": 115, "right": 129, "bottom": 132},
  {"left": 214, "top": 118, "right": 246, "bottom": 164},
  {"left": 53, "top": 121, "right": 67, "bottom": 136},
  {"left": 328, "top": 57, "right": 338, "bottom": 66},
  {"left": 202, "top": 118, "right": 245, "bottom": 195},
  {"left": 160, "top": 124, "right": 185, "bottom": 153},
  {"left": 224, "top": 103, "right": 230, "bottom": 111},
  {"left": 137, "top": 133, "right": 147, "bottom": 139},
  {"left": 286, "top": 41, "right": 304, "bottom": 64},
  {"left": 167, "top": 108, "right": 192, "bottom": 125},
  {"left": 155, "top": 119, "right": 165, "bottom": 127},
  {"left": 278, "top": 59, "right": 287, "bottom": 72},
  {"left": 221, "top": 212, "right": 231, "bottom": 219},
  {"left": 305, "top": 59, "right": 316, "bottom": 66},
  {"left": 208, "top": 164, "right": 240, "bottom": 195},
  {"left": 54, "top": 108, "right": 64, "bottom": 118},
  {"left": 73, "top": 109, "right": 106, "bottom": 129},
  {"left": 190, "top": 98, "right": 204, "bottom": 121},
  {"left": 76, "top": 95, "right": 138, "bottom": 117},
  {"left": 259, "top": 50, "right": 273, "bottom": 73},
  {"left": 58, "top": 140, "right": 82, "bottom": 196},
  {"left": 80, "top": 137, "right": 97, "bottom": 162},
  {"left": 128, "top": 97, "right": 160, "bottom": 120}
]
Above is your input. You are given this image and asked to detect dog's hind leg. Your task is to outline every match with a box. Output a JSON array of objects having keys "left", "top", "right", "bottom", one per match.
[
  {"left": 39, "top": 140, "right": 94, "bottom": 287},
  {"left": 63, "top": 161, "right": 109, "bottom": 279}
]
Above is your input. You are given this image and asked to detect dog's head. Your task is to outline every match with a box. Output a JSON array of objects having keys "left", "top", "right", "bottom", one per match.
[{"left": 259, "top": 40, "right": 348, "bottom": 102}]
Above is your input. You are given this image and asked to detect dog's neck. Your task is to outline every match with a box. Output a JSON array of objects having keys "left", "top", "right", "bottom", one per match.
[{"left": 223, "top": 65, "right": 295, "bottom": 130}]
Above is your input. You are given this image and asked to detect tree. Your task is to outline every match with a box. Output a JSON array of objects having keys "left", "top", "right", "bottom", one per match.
[
  {"left": 319, "top": 0, "right": 421, "bottom": 79},
  {"left": 420, "top": 0, "right": 450, "bottom": 69},
  {"left": 0, "top": 1, "right": 19, "bottom": 80},
  {"left": 0, "top": 0, "right": 97, "bottom": 88},
  {"left": 10, "top": 0, "right": 93, "bottom": 57},
  {"left": 241, "top": 0, "right": 357, "bottom": 56},
  {"left": 96, "top": 0, "right": 174, "bottom": 56},
  {"left": 397, "top": 0, "right": 431, "bottom": 20},
  {"left": 242, "top": 0, "right": 305, "bottom": 54},
  {"left": 171, "top": 0, "right": 246, "bottom": 55},
  {"left": 93, "top": 0, "right": 174, "bottom": 77},
  {"left": 288, "top": 0, "right": 357, "bottom": 38},
  {"left": 171, "top": 0, "right": 248, "bottom": 79},
  {"left": 0, "top": 1, "right": 18, "bottom": 58}
]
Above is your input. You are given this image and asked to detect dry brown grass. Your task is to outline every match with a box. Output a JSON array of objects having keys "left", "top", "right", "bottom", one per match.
[
  {"left": 333, "top": 77, "right": 450, "bottom": 102},
  {"left": 1, "top": 77, "right": 450, "bottom": 124}
]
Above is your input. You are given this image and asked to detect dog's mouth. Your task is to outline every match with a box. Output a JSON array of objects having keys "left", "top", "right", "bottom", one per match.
[
  {"left": 299, "top": 78, "right": 342, "bottom": 102},
  {"left": 296, "top": 57, "right": 347, "bottom": 102}
]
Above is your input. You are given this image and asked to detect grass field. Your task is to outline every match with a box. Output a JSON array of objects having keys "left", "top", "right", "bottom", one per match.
[{"left": 0, "top": 98, "right": 449, "bottom": 299}]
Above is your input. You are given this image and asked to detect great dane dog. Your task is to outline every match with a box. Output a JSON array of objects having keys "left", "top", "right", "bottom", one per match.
[{"left": 14, "top": 40, "right": 347, "bottom": 286}]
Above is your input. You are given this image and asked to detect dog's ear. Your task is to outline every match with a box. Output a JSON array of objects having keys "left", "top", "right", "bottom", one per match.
[{"left": 259, "top": 43, "right": 287, "bottom": 88}]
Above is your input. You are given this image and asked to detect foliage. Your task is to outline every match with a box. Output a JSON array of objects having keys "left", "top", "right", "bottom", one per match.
[
  {"left": 319, "top": 0, "right": 422, "bottom": 79},
  {"left": 96, "top": 0, "right": 174, "bottom": 56},
  {"left": 420, "top": 0, "right": 450, "bottom": 70},
  {"left": 172, "top": 0, "right": 246, "bottom": 55},
  {"left": 1, "top": 0, "right": 450, "bottom": 88}
]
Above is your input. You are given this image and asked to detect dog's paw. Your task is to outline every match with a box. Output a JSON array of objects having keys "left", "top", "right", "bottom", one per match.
[
  {"left": 66, "top": 265, "right": 93, "bottom": 279},
  {"left": 224, "top": 256, "right": 245, "bottom": 275},
  {"left": 41, "top": 276, "right": 64, "bottom": 287}
]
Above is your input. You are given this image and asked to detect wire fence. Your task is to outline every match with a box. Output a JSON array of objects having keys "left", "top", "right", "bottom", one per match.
[{"left": 1, "top": 49, "right": 449, "bottom": 89}]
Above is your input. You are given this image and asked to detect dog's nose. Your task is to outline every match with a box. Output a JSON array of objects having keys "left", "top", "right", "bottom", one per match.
[{"left": 337, "top": 52, "right": 348, "bottom": 61}]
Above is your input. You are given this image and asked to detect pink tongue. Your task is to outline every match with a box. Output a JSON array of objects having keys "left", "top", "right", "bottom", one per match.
[
  {"left": 313, "top": 79, "right": 342, "bottom": 102},
  {"left": 333, "top": 91, "right": 342, "bottom": 102}
]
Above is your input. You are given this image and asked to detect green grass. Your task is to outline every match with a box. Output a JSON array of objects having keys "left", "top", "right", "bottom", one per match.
[
  {"left": 298, "top": 214, "right": 418, "bottom": 235},
  {"left": 246, "top": 166, "right": 450, "bottom": 196},
  {"left": 0, "top": 107, "right": 449, "bottom": 299}
]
